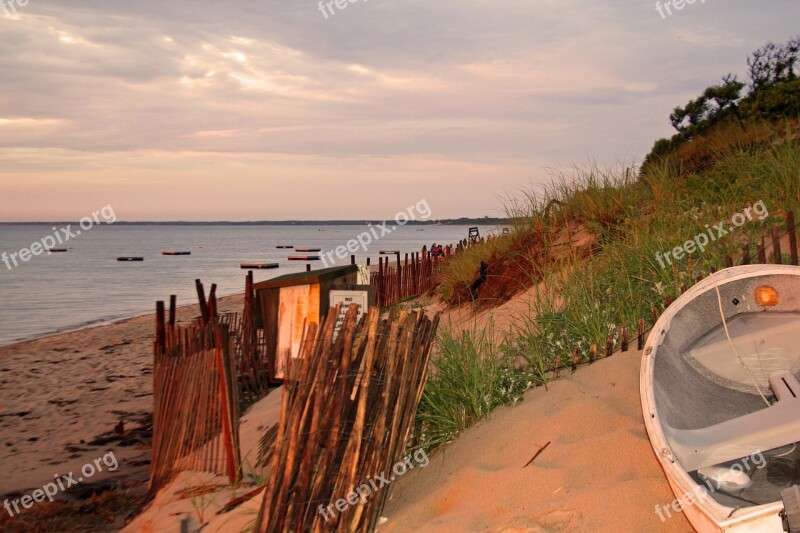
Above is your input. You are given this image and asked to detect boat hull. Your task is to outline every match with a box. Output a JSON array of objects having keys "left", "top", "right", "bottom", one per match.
[{"left": 641, "top": 265, "right": 800, "bottom": 532}]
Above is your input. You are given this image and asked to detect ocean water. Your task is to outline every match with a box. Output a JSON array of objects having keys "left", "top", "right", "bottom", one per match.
[{"left": 0, "top": 224, "right": 489, "bottom": 346}]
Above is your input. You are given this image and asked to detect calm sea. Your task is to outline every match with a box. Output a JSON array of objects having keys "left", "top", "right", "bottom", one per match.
[{"left": 0, "top": 224, "right": 489, "bottom": 346}]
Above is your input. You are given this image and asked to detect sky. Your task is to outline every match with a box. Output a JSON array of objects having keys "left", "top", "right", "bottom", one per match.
[{"left": 0, "top": 0, "right": 797, "bottom": 221}]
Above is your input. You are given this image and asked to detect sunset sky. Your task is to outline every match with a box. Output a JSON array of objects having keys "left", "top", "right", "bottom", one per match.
[{"left": 0, "top": 0, "right": 797, "bottom": 221}]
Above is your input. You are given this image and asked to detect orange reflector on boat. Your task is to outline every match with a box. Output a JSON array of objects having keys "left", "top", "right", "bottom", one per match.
[{"left": 754, "top": 285, "right": 779, "bottom": 307}]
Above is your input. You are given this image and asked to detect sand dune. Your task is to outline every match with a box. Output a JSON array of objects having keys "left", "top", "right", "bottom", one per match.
[{"left": 379, "top": 348, "right": 693, "bottom": 532}]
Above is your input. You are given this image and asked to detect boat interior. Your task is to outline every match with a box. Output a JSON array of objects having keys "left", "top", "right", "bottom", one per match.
[{"left": 653, "top": 272, "right": 800, "bottom": 508}]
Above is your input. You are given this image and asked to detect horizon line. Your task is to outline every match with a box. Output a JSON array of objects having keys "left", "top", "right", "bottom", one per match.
[{"left": 0, "top": 217, "right": 512, "bottom": 225}]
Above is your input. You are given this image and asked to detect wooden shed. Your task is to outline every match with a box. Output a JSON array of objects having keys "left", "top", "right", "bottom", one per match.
[{"left": 254, "top": 265, "right": 361, "bottom": 381}]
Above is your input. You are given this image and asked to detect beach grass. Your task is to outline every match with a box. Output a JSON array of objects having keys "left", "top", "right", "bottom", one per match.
[
  {"left": 413, "top": 320, "right": 539, "bottom": 452},
  {"left": 415, "top": 118, "right": 800, "bottom": 453}
]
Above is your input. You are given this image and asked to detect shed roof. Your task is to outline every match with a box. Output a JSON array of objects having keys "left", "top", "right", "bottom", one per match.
[{"left": 253, "top": 265, "right": 358, "bottom": 290}]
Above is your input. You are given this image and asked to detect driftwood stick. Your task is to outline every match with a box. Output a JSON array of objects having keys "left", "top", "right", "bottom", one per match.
[{"left": 524, "top": 441, "right": 551, "bottom": 468}]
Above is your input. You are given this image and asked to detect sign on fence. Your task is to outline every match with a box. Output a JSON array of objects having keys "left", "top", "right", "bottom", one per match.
[{"left": 329, "top": 289, "right": 369, "bottom": 336}]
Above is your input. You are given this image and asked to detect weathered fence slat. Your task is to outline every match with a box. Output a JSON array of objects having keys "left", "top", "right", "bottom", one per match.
[{"left": 255, "top": 305, "right": 440, "bottom": 533}]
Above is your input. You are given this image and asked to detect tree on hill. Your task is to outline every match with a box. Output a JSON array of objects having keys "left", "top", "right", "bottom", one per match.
[
  {"left": 669, "top": 74, "right": 745, "bottom": 136},
  {"left": 741, "top": 38, "right": 800, "bottom": 119},
  {"left": 748, "top": 38, "right": 799, "bottom": 91},
  {"left": 643, "top": 36, "right": 800, "bottom": 168}
]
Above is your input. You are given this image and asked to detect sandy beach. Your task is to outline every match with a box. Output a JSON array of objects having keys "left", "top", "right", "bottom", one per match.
[
  {"left": 379, "top": 346, "right": 693, "bottom": 532},
  {"left": 0, "top": 294, "right": 243, "bottom": 499}
]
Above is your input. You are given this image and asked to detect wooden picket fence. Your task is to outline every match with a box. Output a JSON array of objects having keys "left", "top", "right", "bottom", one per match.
[
  {"left": 549, "top": 212, "right": 800, "bottom": 377},
  {"left": 255, "top": 304, "right": 440, "bottom": 533},
  {"left": 220, "top": 273, "right": 272, "bottom": 407},
  {"left": 149, "top": 297, "right": 242, "bottom": 494},
  {"left": 189, "top": 276, "right": 274, "bottom": 408},
  {"left": 370, "top": 246, "right": 450, "bottom": 308}
]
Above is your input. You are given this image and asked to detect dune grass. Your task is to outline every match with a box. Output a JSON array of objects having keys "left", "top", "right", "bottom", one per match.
[
  {"left": 413, "top": 321, "right": 541, "bottom": 452},
  {"left": 415, "top": 119, "right": 799, "bottom": 453}
]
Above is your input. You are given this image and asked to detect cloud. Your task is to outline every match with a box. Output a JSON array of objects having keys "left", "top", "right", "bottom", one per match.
[{"left": 0, "top": 0, "right": 798, "bottom": 219}]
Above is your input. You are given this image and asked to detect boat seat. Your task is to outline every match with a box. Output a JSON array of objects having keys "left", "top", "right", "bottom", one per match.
[
  {"left": 770, "top": 370, "right": 799, "bottom": 401},
  {"left": 664, "top": 370, "right": 800, "bottom": 472}
]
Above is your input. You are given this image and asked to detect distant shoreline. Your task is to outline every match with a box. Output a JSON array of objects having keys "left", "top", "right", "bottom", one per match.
[{"left": 0, "top": 219, "right": 511, "bottom": 226}]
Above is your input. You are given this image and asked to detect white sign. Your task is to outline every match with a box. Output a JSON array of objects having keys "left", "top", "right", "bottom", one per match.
[{"left": 329, "top": 290, "right": 369, "bottom": 336}]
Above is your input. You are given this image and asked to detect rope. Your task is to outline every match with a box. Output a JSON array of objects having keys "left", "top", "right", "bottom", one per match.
[{"left": 712, "top": 277, "right": 771, "bottom": 407}]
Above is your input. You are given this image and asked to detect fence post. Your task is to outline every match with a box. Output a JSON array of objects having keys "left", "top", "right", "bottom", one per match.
[
  {"left": 404, "top": 253, "right": 409, "bottom": 298},
  {"left": 788, "top": 211, "right": 798, "bottom": 266},
  {"left": 621, "top": 327, "right": 628, "bottom": 352},
  {"left": 208, "top": 283, "right": 218, "bottom": 319},
  {"left": 168, "top": 295, "right": 176, "bottom": 327},
  {"left": 215, "top": 325, "right": 240, "bottom": 484},
  {"left": 378, "top": 257, "right": 384, "bottom": 307},
  {"left": 156, "top": 301, "right": 165, "bottom": 353},
  {"left": 772, "top": 224, "right": 783, "bottom": 264},
  {"left": 411, "top": 252, "right": 418, "bottom": 295},
  {"left": 195, "top": 279, "right": 210, "bottom": 325},
  {"left": 637, "top": 318, "right": 645, "bottom": 351},
  {"left": 396, "top": 252, "right": 402, "bottom": 303}
]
